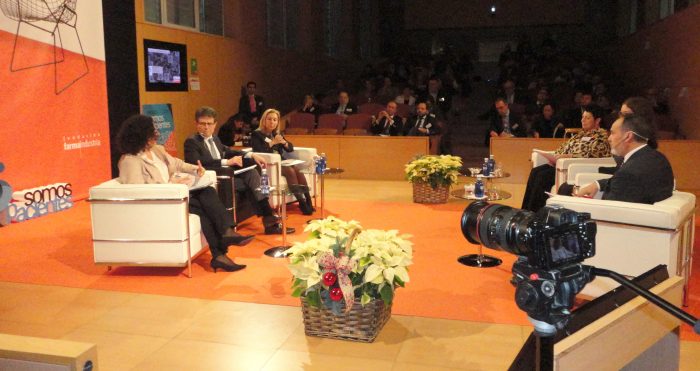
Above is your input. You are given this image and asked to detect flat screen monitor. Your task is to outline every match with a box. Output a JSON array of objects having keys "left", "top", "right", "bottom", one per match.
[{"left": 144, "top": 39, "right": 188, "bottom": 92}]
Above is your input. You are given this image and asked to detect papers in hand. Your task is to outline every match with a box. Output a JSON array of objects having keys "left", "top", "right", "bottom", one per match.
[
  {"left": 189, "top": 175, "right": 214, "bottom": 191},
  {"left": 281, "top": 159, "right": 305, "bottom": 167},
  {"left": 234, "top": 164, "right": 257, "bottom": 175},
  {"left": 171, "top": 173, "right": 213, "bottom": 191},
  {"left": 533, "top": 149, "right": 557, "bottom": 165}
]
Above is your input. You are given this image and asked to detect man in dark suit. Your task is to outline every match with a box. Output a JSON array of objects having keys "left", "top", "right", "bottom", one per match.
[
  {"left": 484, "top": 97, "right": 526, "bottom": 146},
  {"left": 576, "top": 114, "right": 674, "bottom": 203},
  {"left": 418, "top": 77, "right": 451, "bottom": 119},
  {"left": 238, "top": 81, "right": 266, "bottom": 127},
  {"left": 370, "top": 101, "right": 403, "bottom": 136},
  {"left": 184, "top": 106, "right": 293, "bottom": 235},
  {"left": 329, "top": 91, "right": 358, "bottom": 117},
  {"left": 564, "top": 90, "right": 593, "bottom": 129},
  {"left": 404, "top": 102, "right": 440, "bottom": 136}
]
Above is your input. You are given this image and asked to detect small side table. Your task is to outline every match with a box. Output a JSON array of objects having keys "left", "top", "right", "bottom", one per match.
[
  {"left": 263, "top": 184, "right": 309, "bottom": 258},
  {"left": 307, "top": 167, "right": 344, "bottom": 222},
  {"left": 450, "top": 188, "right": 512, "bottom": 268}
]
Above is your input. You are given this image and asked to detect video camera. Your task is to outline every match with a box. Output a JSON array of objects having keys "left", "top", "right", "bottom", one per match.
[{"left": 461, "top": 202, "right": 597, "bottom": 334}]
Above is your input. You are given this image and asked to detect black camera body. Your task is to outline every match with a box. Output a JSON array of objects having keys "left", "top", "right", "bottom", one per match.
[
  {"left": 461, "top": 202, "right": 596, "bottom": 270},
  {"left": 461, "top": 202, "right": 597, "bottom": 334}
]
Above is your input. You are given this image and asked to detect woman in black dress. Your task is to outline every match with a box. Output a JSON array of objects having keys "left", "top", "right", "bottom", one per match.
[{"left": 251, "top": 109, "right": 314, "bottom": 215}]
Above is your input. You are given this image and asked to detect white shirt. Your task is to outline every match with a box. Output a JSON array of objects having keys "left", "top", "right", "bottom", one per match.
[
  {"left": 623, "top": 144, "right": 647, "bottom": 164},
  {"left": 201, "top": 134, "right": 251, "bottom": 166},
  {"left": 141, "top": 150, "right": 170, "bottom": 183}
]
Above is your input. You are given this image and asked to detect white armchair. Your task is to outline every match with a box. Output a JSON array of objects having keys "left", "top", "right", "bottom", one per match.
[
  {"left": 250, "top": 147, "right": 318, "bottom": 208},
  {"left": 546, "top": 192, "right": 696, "bottom": 299},
  {"left": 88, "top": 171, "right": 218, "bottom": 278},
  {"left": 531, "top": 150, "right": 616, "bottom": 192}
]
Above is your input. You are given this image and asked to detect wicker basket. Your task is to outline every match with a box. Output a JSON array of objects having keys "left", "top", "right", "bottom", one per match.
[
  {"left": 412, "top": 182, "right": 449, "bottom": 204},
  {"left": 301, "top": 297, "right": 392, "bottom": 342}
]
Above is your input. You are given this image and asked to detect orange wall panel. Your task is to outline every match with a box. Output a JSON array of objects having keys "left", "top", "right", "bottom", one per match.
[{"left": 612, "top": 4, "right": 700, "bottom": 140}]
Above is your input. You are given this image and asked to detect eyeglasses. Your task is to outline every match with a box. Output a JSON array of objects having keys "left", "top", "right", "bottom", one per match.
[{"left": 197, "top": 121, "right": 216, "bottom": 126}]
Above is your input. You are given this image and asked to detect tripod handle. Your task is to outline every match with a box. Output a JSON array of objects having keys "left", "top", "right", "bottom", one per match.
[{"left": 591, "top": 267, "right": 699, "bottom": 334}]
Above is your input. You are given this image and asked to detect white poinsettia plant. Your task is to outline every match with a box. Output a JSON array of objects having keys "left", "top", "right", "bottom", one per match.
[
  {"left": 287, "top": 216, "right": 413, "bottom": 315},
  {"left": 405, "top": 154, "right": 463, "bottom": 189}
]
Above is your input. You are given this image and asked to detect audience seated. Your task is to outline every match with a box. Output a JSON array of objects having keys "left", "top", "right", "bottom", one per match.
[
  {"left": 330, "top": 91, "right": 358, "bottom": 118},
  {"left": 404, "top": 102, "right": 439, "bottom": 137},
  {"left": 298, "top": 94, "right": 322, "bottom": 121},
  {"left": 369, "top": 101, "right": 404, "bottom": 136},
  {"left": 218, "top": 113, "right": 249, "bottom": 147},
  {"left": 418, "top": 76, "right": 452, "bottom": 120},
  {"left": 394, "top": 86, "right": 416, "bottom": 107},
  {"left": 183, "top": 106, "right": 294, "bottom": 236},
  {"left": 375, "top": 77, "right": 397, "bottom": 104},
  {"left": 250, "top": 109, "right": 314, "bottom": 215},
  {"left": 530, "top": 103, "right": 562, "bottom": 138},
  {"left": 485, "top": 97, "right": 527, "bottom": 145}
]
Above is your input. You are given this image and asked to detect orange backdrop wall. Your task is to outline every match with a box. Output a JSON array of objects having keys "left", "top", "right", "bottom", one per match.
[{"left": 0, "top": 2, "right": 110, "bottom": 201}]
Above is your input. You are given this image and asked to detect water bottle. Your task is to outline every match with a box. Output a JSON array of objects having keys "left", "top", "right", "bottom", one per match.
[
  {"left": 320, "top": 153, "right": 327, "bottom": 173},
  {"left": 474, "top": 175, "right": 485, "bottom": 198},
  {"left": 260, "top": 168, "right": 270, "bottom": 196},
  {"left": 487, "top": 155, "right": 495, "bottom": 176},
  {"left": 482, "top": 157, "right": 490, "bottom": 176},
  {"left": 315, "top": 154, "right": 326, "bottom": 174}
]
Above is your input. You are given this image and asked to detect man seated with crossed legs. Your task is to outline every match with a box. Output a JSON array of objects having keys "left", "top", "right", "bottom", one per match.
[{"left": 184, "top": 106, "right": 295, "bottom": 235}]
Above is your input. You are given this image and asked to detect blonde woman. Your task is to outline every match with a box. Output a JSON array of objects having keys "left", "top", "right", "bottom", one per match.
[{"left": 251, "top": 109, "right": 314, "bottom": 215}]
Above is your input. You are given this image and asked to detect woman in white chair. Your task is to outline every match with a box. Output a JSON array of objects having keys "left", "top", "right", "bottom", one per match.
[
  {"left": 251, "top": 109, "right": 315, "bottom": 215},
  {"left": 116, "top": 115, "right": 252, "bottom": 273},
  {"left": 521, "top": 105, "right": 611, "bottom": 212}
]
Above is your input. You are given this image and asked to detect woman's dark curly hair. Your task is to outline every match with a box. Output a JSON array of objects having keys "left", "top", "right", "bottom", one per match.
[{"left": 116, "top": 114, "right": 156, "bottom": 155}]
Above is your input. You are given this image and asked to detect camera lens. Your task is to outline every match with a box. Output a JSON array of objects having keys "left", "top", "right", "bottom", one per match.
[{"left": 461, "top": 201, "right": 535, "bottom": 256}]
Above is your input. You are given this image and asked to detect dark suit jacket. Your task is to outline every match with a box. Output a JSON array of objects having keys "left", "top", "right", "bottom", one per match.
[
  {"left": 484, "top": 111, "right": 526, "bottom": 145},
  {"left": 599, "top": 146, "right": 674, "bottom": 204},
  {"left": 250, "top": 130, "right": 295, "bottom": 156},
  {"left": 299, "top": 104, "right": 322, "bottom": 118},
  {"left": 370, "top": 115, "right": 403, "bottom": 136},
  {"left": 404, "top": 114, "right": 440, "bottom": 136},
  {"left": 238, "top": 94, "right": 266, "bottom": 120},
  {"left": 330, "top": 103, "right": 358, "bottom": 115},
  {"left": 419, "top": 90, "right": 451, "bottom": 114},
  {"left": 184, "top": 134, "right": 250, "bottom": 170}
]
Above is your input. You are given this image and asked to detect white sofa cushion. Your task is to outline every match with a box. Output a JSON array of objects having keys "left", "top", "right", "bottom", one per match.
[{"left": 547, "top": 191, "right": 695, "bottom": 230}]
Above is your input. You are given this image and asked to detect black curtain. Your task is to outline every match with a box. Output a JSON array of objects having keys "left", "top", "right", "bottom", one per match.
[{"left": 102, "top": 0, "right": 140, "bottom": 177}]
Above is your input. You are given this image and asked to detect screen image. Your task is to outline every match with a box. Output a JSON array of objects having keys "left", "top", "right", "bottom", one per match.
[
  {"left": 147, "top": 48, "right": 181, "bottom": 84},
  {"left": 143, "top": 39, "right": 188, "bottom": 91},
  {"left": 548, "top": 233, "right": 581, "bottom": 264}
]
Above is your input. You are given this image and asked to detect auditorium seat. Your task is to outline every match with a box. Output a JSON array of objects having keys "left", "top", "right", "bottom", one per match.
[
  {"left": 546, "top": 191, "right": 696, "bottom": 300},
  {"left": 395, "top": 103, "right": 412, "bottom": 119},
  {"left": 286, "top": 112, "right": 316, "bottom": 134},
  {"left": 358, "top": 103, "right": 384, "bottom": 116},
  {"left": 344, "top": 113, "right": 372, "bottom": 135},
  {"left": 317, "top": 113, "right": 345, "bottom": 134}
]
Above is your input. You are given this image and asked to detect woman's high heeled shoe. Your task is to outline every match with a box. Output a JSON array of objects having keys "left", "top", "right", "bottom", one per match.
[{"left": 210, "top": 257, "right": 246, "bottom": 273}]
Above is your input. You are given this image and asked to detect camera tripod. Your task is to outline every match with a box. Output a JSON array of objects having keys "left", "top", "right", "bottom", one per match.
[{"left": 513, "top": 265, "right": 699, "bottom": 371}]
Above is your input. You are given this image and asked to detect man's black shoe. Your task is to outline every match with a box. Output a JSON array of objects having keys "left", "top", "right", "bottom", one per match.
[{"left": 264, "top": 223, "right": 295, "bottom": 235}]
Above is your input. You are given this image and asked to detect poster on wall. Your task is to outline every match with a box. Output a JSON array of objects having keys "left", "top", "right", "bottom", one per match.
[
  {"left": 142, "top": 104, "right": 177, "bottom": 156},
  {"left": 0, "top": 2, "right": 110, "bottom": 222}
]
